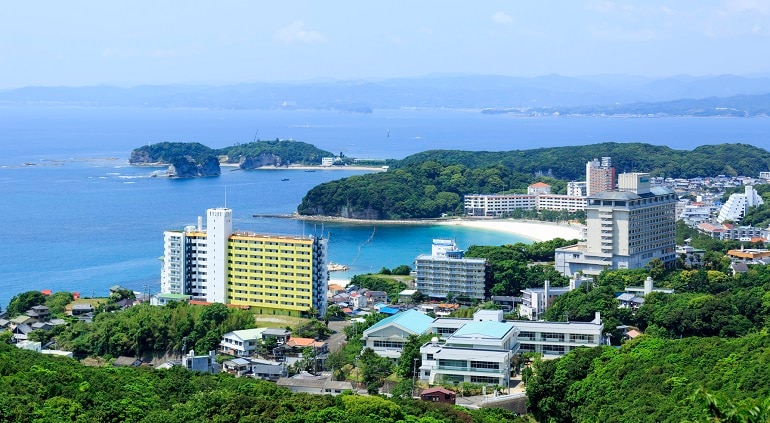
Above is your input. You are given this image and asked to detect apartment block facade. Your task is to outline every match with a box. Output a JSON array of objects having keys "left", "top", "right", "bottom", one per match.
[
  {"left": 414, "top": 239, "right": 488, "bottom": 301},
  {"left": 160, "top": 208, "right": 328, "bottom": 317}
]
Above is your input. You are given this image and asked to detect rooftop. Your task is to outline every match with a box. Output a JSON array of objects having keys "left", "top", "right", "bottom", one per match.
[
  {"left": 450, "top": 321, "right": 513, "bottom": 340},
  {"left": 366, "top": 309, "right": 434, "bottom": 335}
]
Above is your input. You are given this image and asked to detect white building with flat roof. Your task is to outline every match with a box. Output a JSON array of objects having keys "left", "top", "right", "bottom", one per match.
[{"left": 513, "top": 312, "right": 604, "bottom": 358}]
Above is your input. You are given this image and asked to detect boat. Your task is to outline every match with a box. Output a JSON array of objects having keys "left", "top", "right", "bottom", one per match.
[
  {"left": 281, "top": 178, "right": 290, "bottom": 181},
  {"left": 328, "top": 262, "right": 349, "bottom": 271},
  {"left": 304, "top": 169, "right": 316, "bottom": 172}
]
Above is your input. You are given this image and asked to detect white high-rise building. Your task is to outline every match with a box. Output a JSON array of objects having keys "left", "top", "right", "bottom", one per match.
[
  {"left": 555, "top": 173, "right": 677, "bottom": 276},
  {"left": 206, "top": 208, "right": 232, "bottom": 304},
  {"left": 717, "top": 185, "right": 764, "bottom": 223}
]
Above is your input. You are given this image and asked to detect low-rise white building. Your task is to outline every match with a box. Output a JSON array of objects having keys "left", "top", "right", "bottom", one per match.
[
  {"left": 513, "top": 312, "right": 604, "bottom": 358},
  {"left": 419, "top": 318, "right": 519, "bottom": 386},
  {"left": 361, "top": 309, "right": 435, "bottom": 359},
  {"left": 220, "top": 327, "right": 292, "bottom": 357}
]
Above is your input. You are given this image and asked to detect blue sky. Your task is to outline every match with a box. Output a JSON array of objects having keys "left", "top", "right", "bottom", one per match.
[{"left": 2, "top": 1, "right": 769, "bottom": 88}]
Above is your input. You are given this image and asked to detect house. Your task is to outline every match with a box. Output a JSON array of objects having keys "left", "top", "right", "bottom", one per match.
[
  {"left": 12, "top": 323, "right": 33, "bottom": 341},
  {"left": 26, "top": 305, "right": 51, "bottom": 321},
  {"left": 16, "top": 340, "right": 42, "bottom": 353},
  {"left": 730, "top": 262, "right": 750, "bottom": 276},
  {"left": 10, "top": 315, "right": 35, "bottom": 326},
  {"left": 420, "top": 387, "right": 456, "bottom": 404},
  {"left": 113, "top": 356, "right": 143, "bottom": 367},
  {"left": 31, "top": 321, "right": 53, "bottom": 331},
  {"left": 68, "top": 303, "right": 94, "bottom": 316},
  {"left": 262, "top": 328, "right": 291, "bottom": 345},
  {"left": 150, "top": 293, "right": 192, "bottom": 306},
  {"left": 366, "top": 291, "right": 389, "bottom": 305},
  {"left": 616, "top": 293, "right": 645, "bottom": 311},
  {"left": 220, "top": 328, "right": 268, "bottom": 357},
  {"left": 109, "top": 285, "right": 130, "bottom": 296},
  {"left": 276, "top": 374, "right": 353, "bottom": 396},
  {"left": 361, "top": 309, "right": 434, "bottom": 359},
  {"left": 398, "top": 289, "right": 418, "bottom": 304},
  {"left": 184, "top": 350, "right": 218, "bottom": 374},
  {"left": 286, "top": 337, "right": 328, "bottom": 355},
  {"left": 222, "top": 357, "right": 252, "bottom": 376},
  {"left": 222, "top": 357, "right": 284, "bottom": 380}
]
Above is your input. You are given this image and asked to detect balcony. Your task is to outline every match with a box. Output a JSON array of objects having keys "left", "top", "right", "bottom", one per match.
[{"left": 436, "top": 365, "right": 502, "bottom": 374}]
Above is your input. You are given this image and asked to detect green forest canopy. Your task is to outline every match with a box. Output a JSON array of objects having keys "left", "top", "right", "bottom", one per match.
[
  {"left": 298, "top": 142, "right": 770, "bottom": 220},
  {"left": 0, "top": 342, "right": 523, "bottom": 423}
]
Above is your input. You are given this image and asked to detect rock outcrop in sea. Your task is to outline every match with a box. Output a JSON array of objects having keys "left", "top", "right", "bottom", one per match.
[{"left": 167, "top": 156, "right": 221, "bottom": 178}]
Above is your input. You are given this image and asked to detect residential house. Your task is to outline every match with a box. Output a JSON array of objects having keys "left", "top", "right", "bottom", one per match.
[
  {"left": 26, "top": 305, "right": 51, "bottom": 321},
  {"left": 420, "top": 387, "right": 456, "bottom": 404},
  {"left": 220, "top": 328, "right": 268, "bottom": 357},
  {"left": 276, "top": 374, "right": 353, "bottom": 396},
  {"left": 184, "top": 350, "right": 218, "bottom": 374}
]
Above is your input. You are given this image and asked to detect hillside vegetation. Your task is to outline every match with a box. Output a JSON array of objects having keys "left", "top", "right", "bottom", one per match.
[
  {"left": 298, "top": 142, "right": 770, "bottom": 220},
  {"left": 526, "top": 333, "right": 770, "bottom": 423},
  {"left": 0, "top": 342, "right": 521, "bottom": 423}
]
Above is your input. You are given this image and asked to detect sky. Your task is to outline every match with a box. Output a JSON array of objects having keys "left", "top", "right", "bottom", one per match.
[{"left": 1, "top": 0, "right": 769, "bottom": 89}]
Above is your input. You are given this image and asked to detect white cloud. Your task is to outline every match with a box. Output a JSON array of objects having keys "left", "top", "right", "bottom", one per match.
[
  {"left": 276, "top": 21, "right": 326, "bottom": 44},
  {"left": 492, "top": 11, "right": 513, "bottom": 25}
]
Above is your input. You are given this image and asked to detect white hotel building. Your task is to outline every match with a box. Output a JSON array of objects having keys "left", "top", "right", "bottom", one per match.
[
  {"left": 555, "top": 173, "right": 677, "bottom": 276},
  {"left": 464, "top": 182, "right": 587, "bottom": 217}
]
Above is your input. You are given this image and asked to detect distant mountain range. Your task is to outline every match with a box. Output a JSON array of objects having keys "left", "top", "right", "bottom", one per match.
[{"left": 1, "top": 74, "right": 769, "bottom": 115}]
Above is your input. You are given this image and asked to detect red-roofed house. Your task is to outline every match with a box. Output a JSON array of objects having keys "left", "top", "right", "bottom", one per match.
[
  {"left": 528, "top": 182, "right": 552, "bottom": 195},
  {"left": 286, "top": 337, "right": 328, "bottom": 354},
  {"left": 420, "top": 387, "right": 456, "bottom": 404}
]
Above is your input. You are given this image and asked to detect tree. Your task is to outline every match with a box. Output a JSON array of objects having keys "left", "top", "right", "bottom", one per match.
[
  {"left": 6, "top": 291, "right": 47, "bottom": 318},
  {"left": 359, "top": 348, "right": 394, "bottom": 395},
  {"left": 392, "top": 265, "right": 412, "bottom": 275},
  {"left": 396, "top": 334, "right": 428, "bottom": 378}
]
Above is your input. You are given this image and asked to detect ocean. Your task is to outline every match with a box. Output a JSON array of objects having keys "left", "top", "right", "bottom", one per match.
[{"left": 2, "top": 105, "right": 769, "bottom": 308}]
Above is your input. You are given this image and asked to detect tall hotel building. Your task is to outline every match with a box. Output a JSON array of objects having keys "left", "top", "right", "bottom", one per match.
[
  {"left": 586, "top": 157, "right": 616, "bottom": 196},
  {"left": 555, "top": 173, "right": 677, "bottom": 276},
  {"left": 161, "top": 208, "right": 328, "bottom": 317}
]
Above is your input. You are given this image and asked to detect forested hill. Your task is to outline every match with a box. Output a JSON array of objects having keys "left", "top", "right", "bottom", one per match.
[
  {"left": 297, "top": 142, "right": 770, "bottom": 220},
  {"left": 129, "top": 140, "right": 334, "bottom": 177}
]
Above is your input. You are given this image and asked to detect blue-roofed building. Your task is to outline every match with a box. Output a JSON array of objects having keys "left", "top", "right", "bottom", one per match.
[
  {"left": 361, "top": 309, "right": 434, "bottom": 359},
  {"left": 379, "top": 307, "right": 401, "bottom": 316}
]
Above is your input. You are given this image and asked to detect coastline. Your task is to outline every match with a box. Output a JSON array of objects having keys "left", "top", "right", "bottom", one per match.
[{"left": 294, "top": 214, "right": 584, "bottom": 242}]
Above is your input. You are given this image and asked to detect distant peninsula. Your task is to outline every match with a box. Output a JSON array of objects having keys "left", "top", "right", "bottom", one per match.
[{"left": 129, "top": 140, "right": 335, "bottom": 178}]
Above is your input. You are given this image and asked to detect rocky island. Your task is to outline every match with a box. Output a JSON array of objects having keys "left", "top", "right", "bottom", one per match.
[{"left": 130, "top": 140, "right": 336, "bottom": 178}]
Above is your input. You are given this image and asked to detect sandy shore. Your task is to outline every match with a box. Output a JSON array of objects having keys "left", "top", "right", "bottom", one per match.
[
  {"left": 295, "top": 214, "right": 583, "bottom": 242},
  {"left": 437, "top": 219, "right": 583, "bottom": 242}
]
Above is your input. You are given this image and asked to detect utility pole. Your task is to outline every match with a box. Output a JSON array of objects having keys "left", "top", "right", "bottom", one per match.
[{"left": 411, "top": 358, "right": 419, "bottom": 398}]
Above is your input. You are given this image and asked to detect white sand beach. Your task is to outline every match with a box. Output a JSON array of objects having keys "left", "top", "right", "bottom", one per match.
[{"left": 437, "top": 219, "right": 583, "bottom": 242}]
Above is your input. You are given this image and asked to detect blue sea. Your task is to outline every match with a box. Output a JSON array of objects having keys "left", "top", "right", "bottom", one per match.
[{"left": 2, "top": 106, "right": 769, "bottom": 308}]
